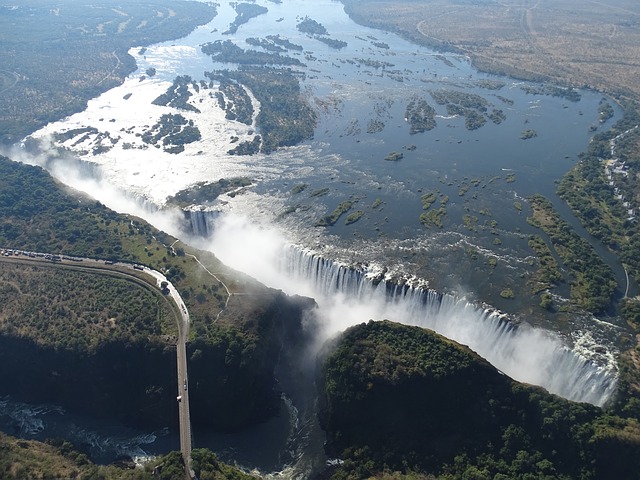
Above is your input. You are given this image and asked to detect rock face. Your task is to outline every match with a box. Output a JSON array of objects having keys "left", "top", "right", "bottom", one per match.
[
  {"left": 0, "top": 292, "right": 315, "bottom": 432},
  {"left": 188, "top": 292, "right": 316, "bottom": 431},
  {"left": 0, "top": 156, "right": 318, "bottom": 433},
  {"left": 0, "top": 335, "right": 177, "bottom": 429},
  {"left": 318, "top": 320, "right": 640, "bottom": 479}
]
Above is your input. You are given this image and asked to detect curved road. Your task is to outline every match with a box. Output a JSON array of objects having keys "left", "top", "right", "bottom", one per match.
[
  {"left": 0, "top": 249, "right": 194, "bottom": 478},
  {"left": 143, "top": 268, "right": 194, "bottom": 478}
]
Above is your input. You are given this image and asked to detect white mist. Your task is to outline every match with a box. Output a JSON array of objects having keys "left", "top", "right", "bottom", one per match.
[{"left": 207, "top": 213, "right": 618, "bottom": 407}]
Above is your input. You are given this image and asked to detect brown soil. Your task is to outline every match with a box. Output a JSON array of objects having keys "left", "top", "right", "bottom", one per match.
[{"left": 341, "top": 0, "right": 640, "bottom": 101}]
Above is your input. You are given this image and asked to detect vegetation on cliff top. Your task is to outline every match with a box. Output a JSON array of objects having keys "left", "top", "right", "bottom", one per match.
[
  {"left": 0, "top": 262, "right": 175, "bottom": 353},
  {"left": 0, "top": 156, "right": 312, "bottom": 432},
  {"left": 0, "top": 433, "right": 256, "bottom": 480},
  {"left": 526, "top": 194, "right": 617, "bottom": 314},
  {"left": 319, "top": 320, "right": 640, "bottom": 480},
  {"left": 0, "top": 156, "right": 230, "bottom": 326}
]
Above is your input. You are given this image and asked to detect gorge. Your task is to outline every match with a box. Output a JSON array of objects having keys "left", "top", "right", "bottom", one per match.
[{"left": 1, "top": 0, "right": 638, "bottom": 477}]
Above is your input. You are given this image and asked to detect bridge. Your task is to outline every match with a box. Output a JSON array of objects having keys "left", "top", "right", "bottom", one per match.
[{"left": 0, "top": 248, "right": 196, "bottom": 478}]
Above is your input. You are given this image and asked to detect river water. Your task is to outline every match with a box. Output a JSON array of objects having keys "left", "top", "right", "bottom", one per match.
[
  {"left": 28, "top": 0, "right": 624, "bottom": 319},
  {"left": 8, "top": 0, "right": 630, "bottom": 474}
]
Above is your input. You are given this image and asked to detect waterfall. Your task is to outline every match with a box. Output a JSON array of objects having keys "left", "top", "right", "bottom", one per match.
[
  {"left": 280, "top": 245, "right": 617, "bottom": 407},
  {"left": 186, "top": 208, "right": 220, "bottom": 238}
]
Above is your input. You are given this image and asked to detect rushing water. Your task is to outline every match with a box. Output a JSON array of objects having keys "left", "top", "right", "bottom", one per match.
[
  {"left": 0, "top": 396, "right": 176, "bottom": 465},
  {"left": 27, "top": 0, "right": 624, "bottom": 318},
  {"left": 6, "top": 0, "right": 630, "bottom": 474},
  {"left": 279, "top": 245, "right": 617, "bottom": 406}
]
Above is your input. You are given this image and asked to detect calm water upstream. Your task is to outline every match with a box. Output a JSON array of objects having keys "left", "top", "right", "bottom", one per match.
[{"left": 9, "top": 0, "right": 629, "bottom": 474}]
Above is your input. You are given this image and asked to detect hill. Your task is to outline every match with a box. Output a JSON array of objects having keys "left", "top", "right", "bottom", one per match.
[{"left": 319, "top": 320, "right": 640, "bottom": 479}]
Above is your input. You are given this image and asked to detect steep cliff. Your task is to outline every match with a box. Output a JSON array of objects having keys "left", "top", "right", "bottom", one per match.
[
  {"left": 319, "top": 320, "right": 640, "bottom": 479},
  {"left": 0, "top": 156, "right": 316, "bottom": 432},
  {"left": 0, "top": 283, "right": 314, "bottom": 432},
  {"left": 189, "top": 292, "right": 316, "bottom": 430}
]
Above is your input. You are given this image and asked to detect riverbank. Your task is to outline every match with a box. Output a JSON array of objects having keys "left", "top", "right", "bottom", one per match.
[{"left": 338, "top": 0, "right": 640, "bottom": 103}]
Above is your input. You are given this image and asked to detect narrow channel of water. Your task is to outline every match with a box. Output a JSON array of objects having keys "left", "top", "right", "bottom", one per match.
[{"left": 5, "top": 0, "right": 630, "bottom": 474}]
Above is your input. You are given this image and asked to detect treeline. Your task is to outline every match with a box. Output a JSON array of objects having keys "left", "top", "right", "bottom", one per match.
[
  {"left": 527, "top": 194, "right": 617, "bottom": 313},
  {"left": 319, "top": 320, "right": 640, "bottom": 480},
  {"left": 557, "top": 103, "right": 640, "bottom": 286},
  {"left": 206, "top": 68, "right": 317, "bottom": 153}
]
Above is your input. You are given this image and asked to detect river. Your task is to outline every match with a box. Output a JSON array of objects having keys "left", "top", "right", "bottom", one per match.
[{"left": 7, "top": 0, "right": 630, "bottom": 474}]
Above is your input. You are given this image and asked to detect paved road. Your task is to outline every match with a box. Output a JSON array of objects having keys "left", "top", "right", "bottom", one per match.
[
  {"left": 144, "top": 268, "right": 194, "bottom": 477},
  {"left": 0, "top": 249, "right": 195, "bottom": 478}
]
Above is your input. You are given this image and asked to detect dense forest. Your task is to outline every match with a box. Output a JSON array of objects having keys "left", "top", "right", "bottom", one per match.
[{"left": 319, "top": 320, "right": 640, "bottom": 480}]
